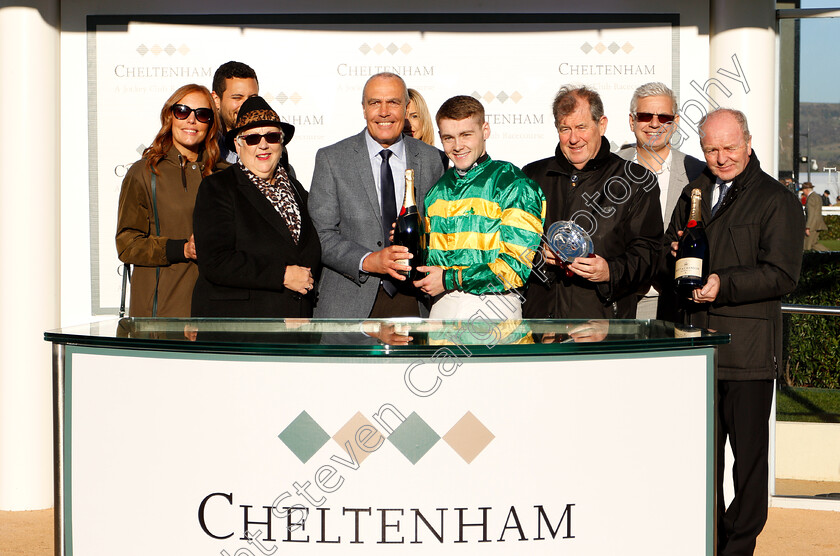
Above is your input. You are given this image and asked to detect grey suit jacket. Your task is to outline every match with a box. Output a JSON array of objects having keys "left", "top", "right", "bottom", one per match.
[
  {"left": 617, "top": 146, "right": 705, "bottom": 225},
  {"left": 309, "top": 130, "right": 446, "bottom": 318},
  {"left": 805, "top": 191, "right": 828, "bottom": 232},
  {"left": 617, "top": 146, "right": 705, "bottom": 321}
]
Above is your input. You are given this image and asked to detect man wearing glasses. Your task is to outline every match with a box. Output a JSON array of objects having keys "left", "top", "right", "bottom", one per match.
[
  {"left": 618, "top": 82, "right": 705, "bottom": 320},
  {"left": 666, "top": 108, "right": 803, "bottom": 556}
]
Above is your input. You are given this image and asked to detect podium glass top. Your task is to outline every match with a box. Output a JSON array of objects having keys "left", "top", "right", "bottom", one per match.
[{"left": 45, "top": 318, "right": 729, "bottom": 357}]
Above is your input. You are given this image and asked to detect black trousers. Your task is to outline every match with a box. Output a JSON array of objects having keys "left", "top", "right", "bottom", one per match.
[
  {"left": 368, "top": 283, "right": 421, "bottom": 318},
  {"left": 716, "top": 379, "right": 774, "bottom": 556}
]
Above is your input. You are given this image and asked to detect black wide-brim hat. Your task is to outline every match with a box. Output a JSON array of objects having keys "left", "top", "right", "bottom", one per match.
[{"left": 225, "top": 95, "right": 296, "bottom": 151}]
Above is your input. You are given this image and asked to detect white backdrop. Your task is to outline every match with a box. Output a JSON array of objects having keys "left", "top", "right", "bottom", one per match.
[
  {"left": 89, "top": 16, "right": 678, "bottom": 313},
  {"left": 57, "top": 5, "right": 711, "bottom": 321}
]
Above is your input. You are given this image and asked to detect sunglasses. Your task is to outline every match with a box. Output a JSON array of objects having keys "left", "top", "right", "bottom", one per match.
[
  {"left": 634, "top": 112, "right": 675, "bottom": 124},
  {"left": 237, "top": 132, "right": 284, "bottom": 146},
  {"left": 171, "top": 104, "right": 214, "bottom": 124}
]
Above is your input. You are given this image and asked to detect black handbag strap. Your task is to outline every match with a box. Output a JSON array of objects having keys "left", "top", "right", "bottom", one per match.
[
  {"left": 119, "top": 263, "right": 131, "bottom": 317},
  {"left": 152, "top": 172, "right": 160, "bottom": 317}
]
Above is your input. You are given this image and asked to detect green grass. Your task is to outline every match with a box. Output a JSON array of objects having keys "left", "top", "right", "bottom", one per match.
[
  {"left": 822, "top": 239, "right": 840, "bottom": 251},
  {"left": 777, "top": 386, "right": 840, "bottom": 422}
]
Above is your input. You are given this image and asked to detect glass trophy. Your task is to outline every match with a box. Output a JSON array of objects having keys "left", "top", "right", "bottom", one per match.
[{"left": 546, "top": 220, "right": 594, "bottom": 262}]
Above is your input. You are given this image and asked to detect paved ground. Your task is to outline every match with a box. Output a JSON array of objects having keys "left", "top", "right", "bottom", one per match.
[
  {"left": 2, "top": 506, "right": 839, "bottom": 555},
  {"left": 0, "top": 509, "right": 52, "bottom": 555},
  {"left": 776, "top": 478, "right": 840, "bottom": 497}
]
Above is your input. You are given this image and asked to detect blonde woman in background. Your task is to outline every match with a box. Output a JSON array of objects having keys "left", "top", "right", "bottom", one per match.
[
  {"left": 405, "top": 88, "right": 436, "bottom": 145},
  {"left": 405, "top": 88, "right": 449, "bottom": 168}
]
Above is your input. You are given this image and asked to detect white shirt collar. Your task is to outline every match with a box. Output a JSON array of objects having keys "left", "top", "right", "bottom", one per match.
[
  {"left": 364, "top": 130, "right": 405, "bottom": 162},
  {"left": 633, "top": 148, "right": 673, "bottom": 175}
]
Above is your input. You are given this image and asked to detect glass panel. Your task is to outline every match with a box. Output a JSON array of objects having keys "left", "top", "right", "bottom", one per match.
[
  {"left": 45, "top": 318, "right": 728, "bottom": 357},
  {"left": 776, "top": 4, "right": 840, "bottom": 500}
]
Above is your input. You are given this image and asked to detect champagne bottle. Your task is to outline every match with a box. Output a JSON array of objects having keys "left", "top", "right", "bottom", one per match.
[
  {"left": 394, "top": 169, "right": 425, "bottom": 282},
  {"left": 675, "top": 188, "right": 710, "bottom": 296}
]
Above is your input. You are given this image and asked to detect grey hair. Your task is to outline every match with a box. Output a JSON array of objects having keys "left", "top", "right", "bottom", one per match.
[
  {"left": 361, "top": 72, "right": 409, "bottom": 105},
  {"left": 629, "top": 82, "right": 678, "bottom": 115},
  {"left": 698, "top": 108, "right": 751, "bottom": 143},
  {"left": 552, "top": 85, "right": 604, "bottom": 127}
]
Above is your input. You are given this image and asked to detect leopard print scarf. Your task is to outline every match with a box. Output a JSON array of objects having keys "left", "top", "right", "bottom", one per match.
[{"left": 239, "top": 161, "right": 302, "bottom": 244}]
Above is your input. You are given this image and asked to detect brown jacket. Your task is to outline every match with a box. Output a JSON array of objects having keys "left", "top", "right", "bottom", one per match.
[
  {"left": 805, "top": 191, "right": 827, "bottom": 232},
  {"left": 116, "top": 146, "right": 218, "bottom": 317}
]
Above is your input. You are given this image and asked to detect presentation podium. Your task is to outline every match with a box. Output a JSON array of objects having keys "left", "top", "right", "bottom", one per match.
[{"left": 46, "top": 318, "right": 727, "bottom": 556}]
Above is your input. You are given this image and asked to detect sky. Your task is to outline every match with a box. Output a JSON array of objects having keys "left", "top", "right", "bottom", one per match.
[{"left": 799, "top": 1, "right": 840, "bottom": 102}]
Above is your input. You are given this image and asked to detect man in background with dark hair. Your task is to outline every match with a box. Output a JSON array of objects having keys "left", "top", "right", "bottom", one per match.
[
  {"left": 413, "top": 95, "right": 545, "bottom": 320},
  {"left": 211, "top": 61, "right": 259, "bottom": 163},
  {"left": 522, "top": 85, "right": 662, "bottom": 320}
]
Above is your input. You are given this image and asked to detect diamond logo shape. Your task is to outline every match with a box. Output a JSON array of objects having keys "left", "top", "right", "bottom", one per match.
[
  {"left": 279, "top": 411, "right": 330, "bottom": 463},
  {"left": 359, "top": 43, "right": 371, "bottom": 55},
  {"left": 387, "top": 42, "right": 399, "bottom": 55},
  {"left": 178, "top": 44, "right": 190, "bottom": 55},
  {"left": 497, "top": 91, "right": 509, "bottom": 104},
  {"left": 482, "top": 91, "right": 495, "bottom": 103},
  {"left": 290, "top": 93, "right": 302, "bottom": 104},
  {"left": 400, "top": 43, "right": 412, "bottom": 54},
  {"left": 388, "top": 412, "right": 440, "bottom": 464},
  {"left": 444, "top": 411, "right": 494, "bottom": 464},
  {"left": 136, "top": 144, "right": 146, "bottom": 156},
  {"left": 580, "top": 42, "right": 593, "bottom": 54},
  {"left": 622, "top": 41, "right": 634, "bottom": 53},
  {"left": 373, "top": 43, "right": 385, "bottom": 54},
  {"left": 150, "top": 44, "right": 163, "bottom": 55},
  {"left": 333, "top": 412, "right": 384, "bottom": 465},
  {"left": 594, "top": 42, "right": 606, "bottom": 54},
  {"left": 164, "top": 44, "right": 176, "bottom": 56},
  {"left": 608, "top": 42, "right": 620, "bottom": 54},
  {"left": 471, "top": 91, "right": 482, "bottom": 100},
  {"left": 510, "top": 91, "right": 523, "bottom": 103},
  {"left": 136, "top": 44, "right": 149, "bottom": 56},
  {"left": 276, "top": 92, "right": 288, "bottom": 104}
]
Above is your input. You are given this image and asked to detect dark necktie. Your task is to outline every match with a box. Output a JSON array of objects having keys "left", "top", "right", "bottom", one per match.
[
  {"left": 379, "top": 149, "right": 398, "bottom": 296},
  {"left": 711, "top": 182, "right": 730, "bottom": 216}
]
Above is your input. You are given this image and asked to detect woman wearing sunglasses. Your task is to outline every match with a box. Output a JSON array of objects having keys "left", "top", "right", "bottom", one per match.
[
  {"left": 116, "top": 83, "right": 222, "bottom": 317},
  {"left": 191, "top": 96, "right": 321, "bottom": 317}
]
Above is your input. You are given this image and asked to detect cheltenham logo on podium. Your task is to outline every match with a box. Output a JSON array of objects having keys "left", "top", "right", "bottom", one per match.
[{"left": 278, "top": 409, "right": 494, "bottom": 465}]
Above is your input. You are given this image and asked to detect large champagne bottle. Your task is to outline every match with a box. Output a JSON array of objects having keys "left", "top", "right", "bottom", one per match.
[
  {"left": 675, "top": 188, "right": 710, "bottom": 296},
  {"left": 394, "top": 169, "right": 425, "bottom": 282}
]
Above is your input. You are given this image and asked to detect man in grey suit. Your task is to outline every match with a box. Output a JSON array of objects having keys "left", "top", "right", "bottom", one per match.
[
  {"left": 309, "top": 72, "right": 446, "bottom": 319},
  {"left": 617, "top": 82, "right": 705, "bottom": 320},
  {"left": 802, "top": 182, "right": 828, "bottom": 251}
]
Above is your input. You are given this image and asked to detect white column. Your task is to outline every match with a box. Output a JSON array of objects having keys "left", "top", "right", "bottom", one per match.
[
  {"left": 710, "top": 0, "right": 778, "bottom": 506},
  {"left": 709, "top": 0, "right": 778, "bottom": 173},
  {"left": 0, "top": 2, "right": 60, "bottom": 510}
]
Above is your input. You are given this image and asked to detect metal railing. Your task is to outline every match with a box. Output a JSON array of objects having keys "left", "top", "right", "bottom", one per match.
[{"left": 782, "top": 304, "right": 840, "bottom": 316}]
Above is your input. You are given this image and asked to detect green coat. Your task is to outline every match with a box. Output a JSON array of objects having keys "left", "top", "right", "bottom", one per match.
[{"left": 424, "top": 157, "right": 545, "bottom": 294}]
